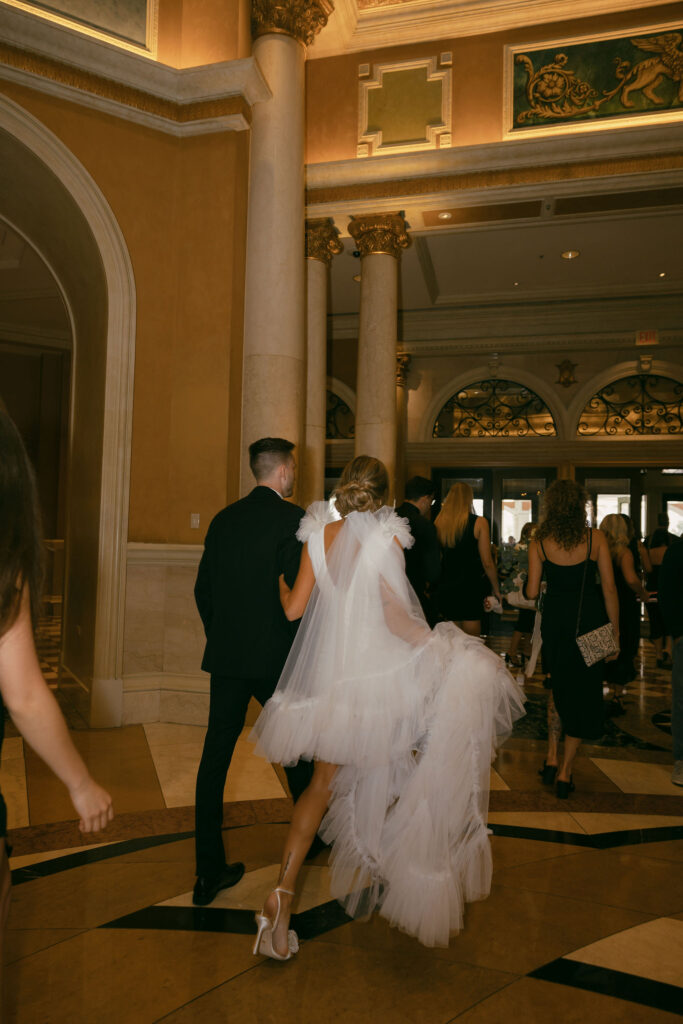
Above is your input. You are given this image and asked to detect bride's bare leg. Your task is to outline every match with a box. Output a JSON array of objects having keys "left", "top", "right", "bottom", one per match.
[{"left": 265, "top": 760, "right": 337, "bottom": 955}]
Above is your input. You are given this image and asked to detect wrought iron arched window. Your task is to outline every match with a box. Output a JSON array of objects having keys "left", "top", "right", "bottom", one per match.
[
  {"left": 326, "top": 390, "right": 355, "bottom": 439},
  {"left": 432, "top": 378, "right": 557, "bottom": 438},
  {"left": 577, "top": 374, "right": 683, "bottom": 436}
]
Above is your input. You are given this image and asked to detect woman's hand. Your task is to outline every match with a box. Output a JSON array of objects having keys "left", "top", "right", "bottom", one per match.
[{"left": 69, "top": 776, "right": 114, "bottom": 833}]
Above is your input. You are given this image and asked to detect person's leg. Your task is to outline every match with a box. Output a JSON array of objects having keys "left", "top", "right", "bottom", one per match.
[
  {"left": 671, "top": 636, "right": 683, "bottom": 783},
  {"left": 458, "top": 620, "right": 481, "bottom": 637},
  {"left": 546, "top": 693, "right": 561, "bottom": 767},
  {"left": 195, "top": 676, "right": 251, "bottom": 879},
  {"left": 557, "top": 734, "right": 581, "bottom": 783},
  {"left": 508, "top": 630, "right": 521, "bottom": 659},
  {"left": 264, "top": 761, "right": 337, "bottom": 955}
]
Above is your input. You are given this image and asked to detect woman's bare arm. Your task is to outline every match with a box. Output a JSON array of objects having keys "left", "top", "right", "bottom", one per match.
[
  {"left": 638, "top": 541, "right": 652, "bottom": 576},
  {"left": 595, "top": 532, "right": 620, "bottom": 640},
  {"left": 525, "top": 539, "right": 543, "bottom": 600},
  {"left": 279, "top": 543, "right": 315, "bottom": 621},
  {"left": 475, "top": 517, "right": 501, "bottom": 600},
  {"left": 619, "top": 548, "right": 650, "bottom": 601},
  {"left": 0, "top": 590, "right": 113, "bottom": 832}
]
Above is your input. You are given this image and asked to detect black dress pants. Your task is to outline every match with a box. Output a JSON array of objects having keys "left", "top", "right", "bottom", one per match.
[{"left": 194, "top": 674, "right": 313, "bottom": 878}]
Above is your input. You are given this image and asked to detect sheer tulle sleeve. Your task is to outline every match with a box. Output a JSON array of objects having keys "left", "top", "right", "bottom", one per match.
[{"left": 375, "top": 506, "right": 414, "bottom": 550}]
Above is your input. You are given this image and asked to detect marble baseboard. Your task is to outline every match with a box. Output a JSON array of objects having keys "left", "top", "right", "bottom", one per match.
[{"left": 122, "top": 674, "right": 210, "bottom": 725}]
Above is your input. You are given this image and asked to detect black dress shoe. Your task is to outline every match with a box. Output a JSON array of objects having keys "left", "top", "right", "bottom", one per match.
[
  {"left": 556, "top": 777, "right": 575, "bottom": 799},
  {"left": 193, "top": 862, "right": 245, "bottom": 906},
  {"left": 539, "top": 762, "right": 558, "bottom": 786}
]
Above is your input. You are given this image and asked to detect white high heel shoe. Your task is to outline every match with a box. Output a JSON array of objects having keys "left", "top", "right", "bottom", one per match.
[{"left": 253, "top": 886, "right": 299, "bottom": 961}]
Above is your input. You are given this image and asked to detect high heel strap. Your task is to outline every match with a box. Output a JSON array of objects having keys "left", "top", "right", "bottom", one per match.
[{"left": 273, "top": 886, "right": 295, "bottom": 897}]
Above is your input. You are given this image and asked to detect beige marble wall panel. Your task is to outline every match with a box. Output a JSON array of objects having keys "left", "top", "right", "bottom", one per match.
[
  {"left": 160, "top": 690, "right": 210, "bottom": 726},
  {"left": 163, "top": 566, "right": 205, "bottom": 674},
  {"left": 122, "top": 690, "right": 161, "bottom": 725},
  {"left": 122, "top": 565, "right": 165, "bottom": 675}
]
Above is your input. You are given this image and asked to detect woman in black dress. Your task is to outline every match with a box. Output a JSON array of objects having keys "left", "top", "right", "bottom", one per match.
[
  {"left": 527, "top": 481, "right": 619, "bottom": 798},
  {"left": 0, "top": 410, "right": 113, "bottom": 979},
  {"left": 646, "top": 527, "right": 673, "bottom": 669},
  {"left": 600, "top": 513, "right": 651, "bottom": 714},
  {"left": 435, "top": 482, "right": 501, "bottom": 637}
]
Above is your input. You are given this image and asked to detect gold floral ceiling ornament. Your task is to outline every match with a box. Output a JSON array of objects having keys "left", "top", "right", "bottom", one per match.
[
  {"left": 251, "top": 0, "right": 334, "bottom": 46},
  {"left": 556, "top": 359, "right": 578, "bottom": 387},
  {"left": 348, "top": 212, "right": 411, "bottom": 259},
  {"left": 305, "top": 218, "right": 343, "bottom": 264}
]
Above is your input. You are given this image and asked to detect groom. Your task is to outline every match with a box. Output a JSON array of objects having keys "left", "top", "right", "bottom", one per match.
[{"left": 192, "top": 437, "right": 313, "bottom": 905}]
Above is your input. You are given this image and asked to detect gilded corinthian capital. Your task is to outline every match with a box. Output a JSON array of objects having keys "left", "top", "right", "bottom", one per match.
[
  {"left": 251, "top": 0, "right": 334, "bottom": 46},
  {"left": 348, "top": 213, "right": 411, "bottom": 259},
  {"left": 305, "top": 218, "right": 343, "bottom": 264}
]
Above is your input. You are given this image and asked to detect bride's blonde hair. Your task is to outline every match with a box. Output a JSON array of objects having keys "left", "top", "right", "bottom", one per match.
[{"left": 333, "top": 455, "right": 389, "bottom": 516}]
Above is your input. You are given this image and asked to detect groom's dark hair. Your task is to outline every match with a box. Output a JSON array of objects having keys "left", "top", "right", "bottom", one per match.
[{"left": 249, "top": 437, "right": 295, "bottom": 481}]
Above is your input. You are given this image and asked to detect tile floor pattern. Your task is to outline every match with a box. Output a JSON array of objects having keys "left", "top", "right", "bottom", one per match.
[{"left": 1, "top": 621, "right": 681, "bottom": 1021}]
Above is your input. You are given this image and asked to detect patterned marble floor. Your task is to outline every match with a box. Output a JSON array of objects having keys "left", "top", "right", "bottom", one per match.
[{"left": 1, "top": 618, "right": 681, "bottom": 1022}]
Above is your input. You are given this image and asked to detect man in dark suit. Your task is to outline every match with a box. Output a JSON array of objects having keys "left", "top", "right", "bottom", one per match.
[
  {"left": 192, "top": 437, "right": 313, "bottom": 905},
  {"left": 396, "top": 476, "right": 441, "bottom": 625},
  {"left": 659, "top": 537, "right": 683, "bottom": 787}
]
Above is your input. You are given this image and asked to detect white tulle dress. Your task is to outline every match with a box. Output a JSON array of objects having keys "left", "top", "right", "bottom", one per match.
[{"left": 250, "top": 501, "right": 525, "bottom": 947}]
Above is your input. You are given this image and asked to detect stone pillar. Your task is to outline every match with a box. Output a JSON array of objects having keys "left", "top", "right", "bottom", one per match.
[
  {"left": 395, "top": 353, "right": 411, "bottom": 503},
  {"left": 302, "top": 218, "right": 343, "bottom": 508},
  {"left": 348, "top": 213, "right": 411, "bottom": 496},
  {"left": 241, "top": 0, "right": 334, "bottom": 496}
]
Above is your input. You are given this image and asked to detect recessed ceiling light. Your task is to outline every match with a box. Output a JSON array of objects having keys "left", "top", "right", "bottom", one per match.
[
  {"left": 659, "top": 271, "right": 666, "bottom": 278},
  {"left": 352, "top": 274, "right": 361, "bottom": 283},
  {"left": 561, "top": 249, "right": 580, "bottom": 260},
  {"left": 437, "top": 212, "right": 452, "bottom": 220},
  {"left": 513, "top": 281, "right": 520, "bottom": 287}
]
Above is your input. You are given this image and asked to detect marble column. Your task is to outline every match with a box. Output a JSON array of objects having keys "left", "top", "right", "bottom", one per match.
[
  {"left": 348, "top": 213, "right": 411, "bottom": 495},
  {"left": 302, "top": 218, "right": 343, "bottom": 507},
  {"left": 395, "top": 353, "right": 411, "bottom": 503},
  {"left": 241, "top": 0, "right": 334, "bottom": 496}
]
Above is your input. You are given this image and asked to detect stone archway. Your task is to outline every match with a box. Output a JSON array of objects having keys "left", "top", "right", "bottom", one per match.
[{"left": 0, "top": 93, "right": 136, "bottom": 726}]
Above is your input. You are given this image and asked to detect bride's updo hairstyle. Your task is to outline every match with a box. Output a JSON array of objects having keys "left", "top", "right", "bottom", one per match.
[{"left": 333, "top": 455, "right": 389, "bottom": 516}]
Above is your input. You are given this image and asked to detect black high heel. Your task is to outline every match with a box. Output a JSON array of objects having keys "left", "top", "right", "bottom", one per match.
[
  {"left": 539, "top": 762, "right": 558, "bottom": 785},
  {"left": 556, "top": 777, "right": 575, "bottom": 799}
]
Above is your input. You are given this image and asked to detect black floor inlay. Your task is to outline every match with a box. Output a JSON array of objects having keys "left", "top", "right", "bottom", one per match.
[{"left": 530, "top": 957, "right": 683, "bottom": 1016}]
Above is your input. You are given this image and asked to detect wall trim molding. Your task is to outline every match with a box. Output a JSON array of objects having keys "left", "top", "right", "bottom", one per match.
[
  {"left": 0, "top": 7, "right": 270, "bottom": 136},
  {"left": 123, "top": 672, "right": 208, "bottom": 694},
  {"left": 127, "top": 542, "right": 203, "bottom": 566}
]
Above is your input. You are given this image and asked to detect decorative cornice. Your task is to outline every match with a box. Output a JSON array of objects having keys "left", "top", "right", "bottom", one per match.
[
  {"left": 251, "top": 0, "right": 335, "bottom": 47},
  {"left": 305, "top": 217, "right": 343, "bottom": 263},
  {"left": 396, "top": 353, "right": 411, "bottom": 387},
  {"left": 348, "top": 211, "right": 411, "bottom": 258}
]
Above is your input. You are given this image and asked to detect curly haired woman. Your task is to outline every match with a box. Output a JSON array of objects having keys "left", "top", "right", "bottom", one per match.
[{"left": 526, "top": 481, "right": 619, "bottom": 797}]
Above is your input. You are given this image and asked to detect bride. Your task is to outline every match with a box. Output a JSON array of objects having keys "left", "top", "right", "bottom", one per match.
[{"left": 250, "top": 455, "right": 524, "bottom": 958}]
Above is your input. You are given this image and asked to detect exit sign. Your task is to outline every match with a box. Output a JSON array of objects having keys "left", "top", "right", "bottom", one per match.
[{"left": 636, "top": 330, "right": 659, "bottom": 346}]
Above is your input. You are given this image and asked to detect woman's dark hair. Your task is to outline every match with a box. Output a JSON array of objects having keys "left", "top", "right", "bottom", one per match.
[
  {"left": 0, "top": 410, "right": 45, "bottom": 636},
  {"left": 536, "top": 479, "right": 590, "bottom": 551}
]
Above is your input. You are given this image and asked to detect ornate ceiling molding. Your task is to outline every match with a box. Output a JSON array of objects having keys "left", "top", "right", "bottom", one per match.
[
  {"left": 0, "top": 6, "right": 270, "bottom": 136},
  {"left": 251, "top": 0, "right": 335, "bottom": 47},
  {"left": 348, "top": 211, "right": 411, "bottom": 257}
]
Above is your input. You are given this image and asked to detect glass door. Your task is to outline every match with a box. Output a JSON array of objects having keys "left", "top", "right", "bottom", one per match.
[
  {"left": 577, "top": 469, "right": 643, "bottom": 532},
  {"left": 499, "top": 476, "right": 547, "bottom": 545}
]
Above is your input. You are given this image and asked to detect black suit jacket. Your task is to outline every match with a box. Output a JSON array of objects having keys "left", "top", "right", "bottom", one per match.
[
  {"left": 395, "top": 501, "right": 441, "bottom": 602},
  {"left": 195, "top": 486, "right": 305, "bottom": 679}
]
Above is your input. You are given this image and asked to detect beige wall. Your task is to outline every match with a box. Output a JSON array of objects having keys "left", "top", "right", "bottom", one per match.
[
  {"left": 157, "top": 0, "right": 252, "bottom": 68},
  {"left": 306, "top": 2, "right": 683, "bottom": 162},
  {"left": 0, "top": 80, "right": 249, "bottom": 546}
]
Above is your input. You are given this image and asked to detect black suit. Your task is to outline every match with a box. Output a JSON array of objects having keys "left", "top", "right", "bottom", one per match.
[
  {"left": 194, "top": 486, "right": 312, "bottom": 878},
  {"left": 396, "top": 501, "right": 441, "bottom": 626}
]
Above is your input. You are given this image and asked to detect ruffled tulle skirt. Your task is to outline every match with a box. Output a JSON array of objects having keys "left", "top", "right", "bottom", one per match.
[{"left": 251, "top": 622, "right": 524, "bottom": 947}]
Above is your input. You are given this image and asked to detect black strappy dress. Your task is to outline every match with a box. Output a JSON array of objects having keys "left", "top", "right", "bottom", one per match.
[{"left": 540, "top": 531, "right": 607, "bottom": 740}]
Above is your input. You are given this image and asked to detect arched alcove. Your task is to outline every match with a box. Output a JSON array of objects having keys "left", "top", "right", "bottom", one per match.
[{"left": 0, "top": 95, "right": 136, "bottom": 726}]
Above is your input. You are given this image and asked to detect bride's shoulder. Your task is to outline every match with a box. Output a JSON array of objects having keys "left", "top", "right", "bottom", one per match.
[
  {"left": 297, "top": 500, "right": 341, "bottom": 543},
  {"left": 373, "top": 506, "right": 414, "bottom": 550}
]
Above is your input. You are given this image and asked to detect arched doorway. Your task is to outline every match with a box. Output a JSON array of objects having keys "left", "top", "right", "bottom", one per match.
[{"left": 0, "top": 94, "right": 135, "bottom": 726}]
